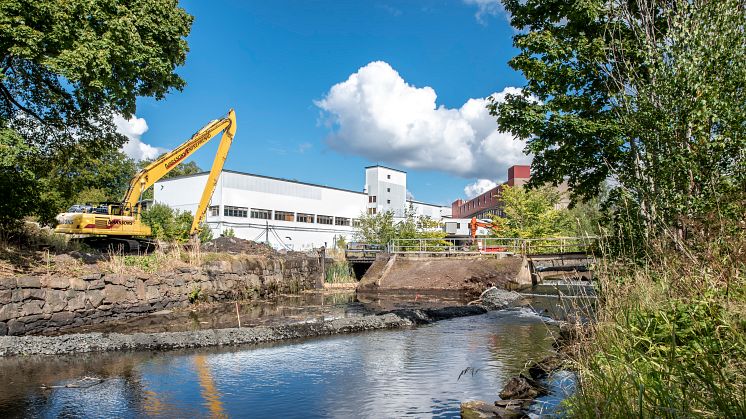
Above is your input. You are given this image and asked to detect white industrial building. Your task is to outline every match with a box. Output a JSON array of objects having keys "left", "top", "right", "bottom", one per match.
[{"left": 154, "top": 165, "right": 451, "bottom": 250}]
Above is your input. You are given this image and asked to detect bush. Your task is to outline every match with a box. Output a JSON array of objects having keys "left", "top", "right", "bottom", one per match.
[{"left": 141, "top": 203, "right": 212, "bottom": 243}]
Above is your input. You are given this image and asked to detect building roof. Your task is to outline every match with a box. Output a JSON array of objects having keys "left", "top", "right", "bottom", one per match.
[
  {"left": 157, "top": 169, "right": 367, "bottom": 195},
  {"left": 364, "top": 165, "right": 407, "bottom": 174},
  {"left": 407, "top": 199, "right": 449, "bottom": 209}
]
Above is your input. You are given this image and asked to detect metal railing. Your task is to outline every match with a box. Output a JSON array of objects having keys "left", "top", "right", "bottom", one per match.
[{"left": 387, "top": 236, "right": 597, "bottom": 256}]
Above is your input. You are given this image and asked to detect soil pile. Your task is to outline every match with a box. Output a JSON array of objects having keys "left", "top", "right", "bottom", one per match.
[{"left": 201, "top": 237, "right": 277, "bottom": 255}]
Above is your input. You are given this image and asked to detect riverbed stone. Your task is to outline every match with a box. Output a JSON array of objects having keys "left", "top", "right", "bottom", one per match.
[
  {"left": 499, "top": 375, "right": 548, "bottom": 400},
  {"left": 16, "top": 277, "right": 41, "bottom": 288}
]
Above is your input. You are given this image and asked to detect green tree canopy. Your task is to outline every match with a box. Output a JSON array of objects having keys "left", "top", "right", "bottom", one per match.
[
  {"left": 0, "top": 0, "right": 192, "bottom": 228},
  {"left": 491, "top": 186, "right": 570, "bottom": 239},
  {"left": 494, "top": 0, "right": 746, "bottom": 244}
]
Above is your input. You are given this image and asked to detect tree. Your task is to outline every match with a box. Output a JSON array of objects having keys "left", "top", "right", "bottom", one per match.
[
  {"left": 0, "top": 0, "right": 193, "bottom": 226},
  {"left": 491, "top": 186, "right": 570, "bottom": 239},
  {"left": 353, "top": 211, "right": 397, "bottom": 245},
  {"left": 493, "top": 0, "right": 746, "bottom": 245},
  {"left": 141, "top": 203, "right": 212, "bottom": 243}
]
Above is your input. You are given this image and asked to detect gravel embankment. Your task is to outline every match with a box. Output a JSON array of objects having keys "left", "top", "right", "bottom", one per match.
[{"left": 0, "top": 289, "right": 524, "bottom": 357}]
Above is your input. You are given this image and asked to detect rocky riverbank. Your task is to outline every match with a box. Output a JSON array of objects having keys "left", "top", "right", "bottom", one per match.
[{"left": 0, "top": 287, "right": 525, "bottom": 357}]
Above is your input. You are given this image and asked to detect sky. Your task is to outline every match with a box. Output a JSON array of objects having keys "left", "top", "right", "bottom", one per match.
[{"left": 119, "top": 0, "right": 530, "bottom": 206}]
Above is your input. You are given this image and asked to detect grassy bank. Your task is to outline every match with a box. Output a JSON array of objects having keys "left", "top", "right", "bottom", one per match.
[{"left": 567, "top": 246, "right": 746, "bottom": 417}]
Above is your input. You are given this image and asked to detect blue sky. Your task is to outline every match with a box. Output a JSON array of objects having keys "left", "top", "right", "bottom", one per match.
[{"left": 121, "top": 0, "right": 529, "bottom": 206}]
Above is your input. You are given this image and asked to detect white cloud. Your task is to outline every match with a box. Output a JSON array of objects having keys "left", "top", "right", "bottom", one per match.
[
  {"left": 463, "top": 0, "right": 507, "bottom": 24},
  {"left": 464, "top": 178, "right": 498, "bottom": 199},
  {"left": 114, "top": 114, "right": 164, "bottom": 161},
  {"left": 315, "top": 61, "right": 531, "bottom": 180}
]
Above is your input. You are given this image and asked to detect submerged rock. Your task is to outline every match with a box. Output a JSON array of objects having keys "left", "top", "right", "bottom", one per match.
[
  {"left": 527, "top": 354, "right": 564, "bottom": 380},
  {"left": 460, "top": 400, "right": 525, "bottom": 419}
]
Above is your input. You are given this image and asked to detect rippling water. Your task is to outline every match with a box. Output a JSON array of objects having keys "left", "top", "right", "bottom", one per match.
[{"left": 0, "top": 307, "right": 557, "bottom": 418}]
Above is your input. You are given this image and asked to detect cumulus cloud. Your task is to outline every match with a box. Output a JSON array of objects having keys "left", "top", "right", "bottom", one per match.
[
  {"left": 315, "top": 61, "right": 531, "bottom": 180},
  {"left": 464, "top": 179, "right": 498, "bottom": 199},
  {"left": 114, "top": 114, "right": 164, "bottom": 161},
  {"left": 463, "top": 0, "right": 507, "bottom": 24}
]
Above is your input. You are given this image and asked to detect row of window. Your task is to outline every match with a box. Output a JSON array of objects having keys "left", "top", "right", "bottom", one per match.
[{"left": 210, "top": 206, "right": 357, "bottom": 226}]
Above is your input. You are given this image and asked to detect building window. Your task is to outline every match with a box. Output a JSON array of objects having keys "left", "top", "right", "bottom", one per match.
[
  {"left": 335, "top": 217, "right": 351, "bottom": 226},
  {"left": 209, "top": 206, "right": 219, "bottom": 217},
  {"left": 387, "top": 199, "right": 391, "bottom": 204},
  {"left": 369, "top": 195, "right": 377, "bottom": 203},
  {"left": 251, "top": 208, "right": 271, "bottom": 219},
  {"left": 317, "top": 215, "right": 333, "bottom": 225},
  {"left": 296, "top": 213, "right": 314, "bottom": 223},
  {"left": 275, "top": 210, "right": 294, "bottom": 221},
  {"left": 224, "top": 206, "right": 248, "bottom": 218},
  {"left": 456, "top": 223, "right": 461, "bottom": 229},
  {"left": 367, "top": 208, "right": 377, "bottom": 215},
  {"left": 387, "top": 188, "right": 390, "bottom": 192},
  {"left": 387, "top": 174, "right": 391, "bottom": 179},
  {"left": 352, "top": 219, "right": 361, "bottom": 227}
]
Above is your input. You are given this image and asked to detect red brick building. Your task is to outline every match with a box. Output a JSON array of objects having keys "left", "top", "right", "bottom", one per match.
[{"left": 451, "top": 165, "right": 531, "bottom": 219}]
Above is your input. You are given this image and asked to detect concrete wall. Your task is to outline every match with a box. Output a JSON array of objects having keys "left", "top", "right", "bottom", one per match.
[{"left": 0, "top": 254, "right": 323, "bottom": 336}]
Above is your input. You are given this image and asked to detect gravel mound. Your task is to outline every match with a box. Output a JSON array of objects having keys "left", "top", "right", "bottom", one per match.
[{"left": 201, "top": 237, "right": 277, "bottom": 255}]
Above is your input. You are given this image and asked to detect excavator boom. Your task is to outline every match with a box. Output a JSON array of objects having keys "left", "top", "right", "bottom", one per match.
[{"left": 55, "top": 109, "right": 237, "bottom": 246}]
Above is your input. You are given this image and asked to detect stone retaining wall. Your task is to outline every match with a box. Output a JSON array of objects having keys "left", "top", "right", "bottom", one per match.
[{"left": 0, "top": 254, "right": 323, "bottom": 336}]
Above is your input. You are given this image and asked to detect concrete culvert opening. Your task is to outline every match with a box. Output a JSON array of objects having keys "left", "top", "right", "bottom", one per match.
[{"left": 351, "top": 262, "right": 373, "bottom": 280}]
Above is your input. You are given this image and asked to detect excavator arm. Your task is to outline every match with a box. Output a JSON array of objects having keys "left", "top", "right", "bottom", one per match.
[
  {"left": 469, "top": 217, "right": 498, "bottom": 238},
  {"left": 122, "top": 109, "right": 236, "bottom": 236}
]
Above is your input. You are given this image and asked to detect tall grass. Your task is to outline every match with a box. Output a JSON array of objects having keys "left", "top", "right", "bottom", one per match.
[
  {"left": 325, "top": 260, "right": 355, "bottom": 283},
  {"left": 566, "top": 238, "right": 746, "bottom": 417}
]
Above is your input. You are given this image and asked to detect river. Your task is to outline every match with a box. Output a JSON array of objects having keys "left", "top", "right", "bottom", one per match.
[{"left": 0, "top": 287, "right": 586, "bottom": 418}]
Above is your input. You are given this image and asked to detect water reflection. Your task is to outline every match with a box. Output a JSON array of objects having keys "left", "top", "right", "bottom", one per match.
[{"left": 0, "top": 309, "right": 557, "bottom": 418}]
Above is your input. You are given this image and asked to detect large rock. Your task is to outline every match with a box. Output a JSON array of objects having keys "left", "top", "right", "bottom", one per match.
[
  {"left": 499, "top": 375, "right": 548, "bottom": 400},
  {"left": 0, "top": 278, "right": 16, "bottom": 289},
  {"left": 69, "top": 277, "right": 88, "bottom": 291},
  {"left": 102, "top": 284, "right": 130, "bottom": 304},
  {"left": 478, "top": 287, "right": 521, "bottom": 310},
  {"left": 86, "top": 290, "right": 105, "bottom": 308},
  {"left": 16, "top": 277, "right": 41, "bottom": 289},
  {"left": 43, "top": 290, "right": 68, "bottom": 313},
  {"left": 44, "top": 276, "right": 70, "bottom": 290},
  {"left": 460, "top": 400, "right": 523, "bottom": 419},
  {"left": 0, "top": 303, "right": 18, "bottom": 321}
]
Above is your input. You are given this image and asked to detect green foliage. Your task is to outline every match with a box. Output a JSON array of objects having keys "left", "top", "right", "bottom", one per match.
[
  {"left": 491, "top": 186, "right": 570, "bottom": 239},
  {"left": 222, "top": 228, "right": 236, "bottom": 238},
  {"left": 122, "top": 254, "right": 159, "bottom": 273},
  {"left": 0, "top": 127, "right": 36, "bottom": 235},
  {"left": 188, "top": 287, "right": 201, "bottom": 304},
  {"left": 571, "top": 287, "right": 746, "bottom": 417},
  {"left": 353, "top": 211, "right": 397, "bottom": 245},
  {"left": 0, "top": 0, "right": 192, "bottom": 226},
  {"left": 141, "top": 203, "right": 210, "bottom": 243},
  {"left": 495, "top": 0, "right": 746, "bottom": 247},
  {"left": 74, "top": 187, "right": 109, "bottom": 205},
  {"left": 335, "top": 234, "right": 347, "bottom": 250},
  {"left": 325, "top": 260, "right": 355, "bottom": 283},
  {"left": 353, "top": 206, "right": 447, "bottom": 245}
]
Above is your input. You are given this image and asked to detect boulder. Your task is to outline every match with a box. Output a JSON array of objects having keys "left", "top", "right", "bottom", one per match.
[
  {"left": 499, "top": 375, "right": 548, "bottom": 400},
  {"left": 527, "top": 355, "right": 563, "bottom": 380},
  {"left": 460, "top": 400, "right": 524, "bottom": 419},
  {"left": 478, "top": 287, "right": 521, "bottom": 310},
  {"left": 16, "top": 276, "right": 41, "bottom": 289},
  {"left": 43, "top": 290, "right": 68, "bottom": 313},
  {"left": 86, "top": 290, "right": 105, "bottom": 308},
  {"left": 22, "top": 300, "right": 45, "bottom": 316},
  {"left": 0, "top": 303, "right": 18, "bottom": 321},
  {"left": 44, "top": 276, "right": 70, "bottom": 290},
  {"left": 69, "top": 277, "right": 88, "bottom": 291},
  {"left": 102, "top": 284, "right": 130, "bottom": 304}
]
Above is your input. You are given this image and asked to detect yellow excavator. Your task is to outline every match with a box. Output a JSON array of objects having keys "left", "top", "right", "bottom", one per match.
[{"left": 55, "top": 109, "right": 237, "bottom": 251}]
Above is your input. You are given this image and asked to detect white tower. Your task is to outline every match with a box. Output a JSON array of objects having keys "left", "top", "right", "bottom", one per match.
[{"left": 364, "top": 166, "right": 407, "bottom": 217}]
